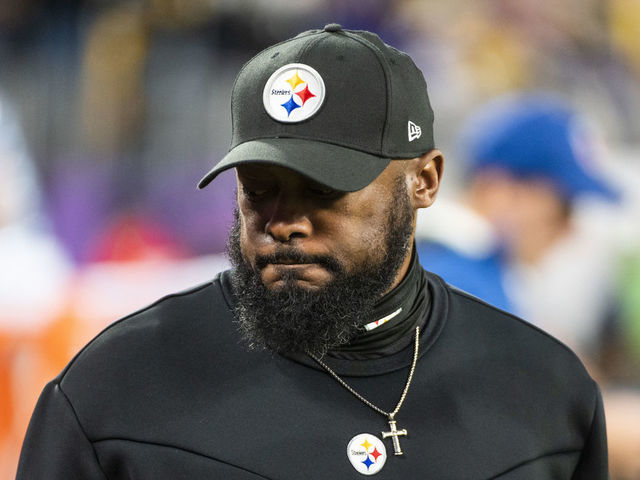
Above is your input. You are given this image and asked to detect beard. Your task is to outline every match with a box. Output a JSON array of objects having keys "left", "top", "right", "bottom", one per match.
[{"left": 227, "top": 176, "right": 414, "bottom": 356}]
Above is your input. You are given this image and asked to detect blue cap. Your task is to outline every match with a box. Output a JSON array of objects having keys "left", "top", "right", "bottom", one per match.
[{"left": 461, "top": 93, "right": 618, "bottom": 202}]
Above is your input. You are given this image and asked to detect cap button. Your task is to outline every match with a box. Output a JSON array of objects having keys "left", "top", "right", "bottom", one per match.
[{"left": 323, "top": 23, "right": 342, "bottom": 33}]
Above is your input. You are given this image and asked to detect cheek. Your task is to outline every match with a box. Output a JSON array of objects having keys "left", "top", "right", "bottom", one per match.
[
  {"left": 237, "top": 210, "right": 260, "bottom": 264},
  {"left": 324, "top": 209, "right": 387, "bottom": 267}
]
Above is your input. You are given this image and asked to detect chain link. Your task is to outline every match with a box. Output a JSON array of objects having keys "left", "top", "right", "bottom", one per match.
[{"left": 307, "top": 326, "right": 420, "bottom": 420}]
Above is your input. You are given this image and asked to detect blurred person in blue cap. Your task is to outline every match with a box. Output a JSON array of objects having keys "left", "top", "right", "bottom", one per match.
[
  {"left": 418, "top": 92, "right": 622, "bottom": 360},
  {"left": 19, "top": 28, "right": 609, "bottom": 479}
]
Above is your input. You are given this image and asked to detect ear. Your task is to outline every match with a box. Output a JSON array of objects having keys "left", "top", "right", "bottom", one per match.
[{"left": 410, "top": 149, "right": 444, "bottom": 209}]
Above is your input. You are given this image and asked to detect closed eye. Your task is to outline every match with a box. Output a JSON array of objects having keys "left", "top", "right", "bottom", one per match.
[
  {"left": 241, "top": 185, "right": 270, "bottom": 200},
  {"left": 308, "top": 183, "right": 341, "bottom": 199}
]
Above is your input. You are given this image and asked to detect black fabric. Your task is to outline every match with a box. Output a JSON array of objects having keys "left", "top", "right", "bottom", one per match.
[
  {"left": 17, "top": 271, "right": 608, "bottom": 479},
  {"left": 329, "top": 248, "right": 430, "bottom": 359}
]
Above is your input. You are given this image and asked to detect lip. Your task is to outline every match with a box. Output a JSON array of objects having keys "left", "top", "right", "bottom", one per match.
[
  {"left": 260, "top": 262, "right": 332, "bottom": 288},
  {"left": 267, "top": 262, "right": 319, "bottom": 267},
  {"left": 261, "top": 262, "right": 324, "bottom": 273}
]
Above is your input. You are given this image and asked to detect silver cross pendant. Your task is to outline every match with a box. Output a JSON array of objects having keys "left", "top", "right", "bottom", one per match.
[{"left": 381, "top": 418, "right": 407, "bottom": 455}]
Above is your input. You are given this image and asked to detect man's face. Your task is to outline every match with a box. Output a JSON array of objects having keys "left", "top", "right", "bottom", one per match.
[
  {"left": 235, "top": 163, "right": 413, "bottom": 290},
  {"left": 227, "top": 162, "right": 415, "bottom": 355}
]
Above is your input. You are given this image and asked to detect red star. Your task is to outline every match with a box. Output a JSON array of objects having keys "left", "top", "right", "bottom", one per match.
[
  {"left": 370, "top": 447, "right": 383, "bottom": 462},
  {"left": 295, "top": 85, "right": 316, "bottom": 105}
]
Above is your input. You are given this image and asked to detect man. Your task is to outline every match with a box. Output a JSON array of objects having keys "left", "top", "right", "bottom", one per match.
[{"left": 18, "top": 25, "right": 607, "bottom": 479}]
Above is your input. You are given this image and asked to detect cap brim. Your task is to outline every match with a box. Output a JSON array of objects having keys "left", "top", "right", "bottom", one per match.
[
  {"left": 567, "top": 170, "right": 620, "bottom": 202},
  {"left": 198, "top": 138, "right": 391, "bottom": 192}
]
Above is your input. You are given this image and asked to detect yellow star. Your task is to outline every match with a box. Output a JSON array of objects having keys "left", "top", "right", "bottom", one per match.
[
  {"left": 360, "top": 437, "right": 373, "bottom": 451},
  {"left": 286, "top": 71, "right": 305, "bottom": 90}
]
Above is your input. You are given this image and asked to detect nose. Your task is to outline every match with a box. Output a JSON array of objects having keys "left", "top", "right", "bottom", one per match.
[{"left": 265, "top": 192, "right": 313, "bottom": 242}]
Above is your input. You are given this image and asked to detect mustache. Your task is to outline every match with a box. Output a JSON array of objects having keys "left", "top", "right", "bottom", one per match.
[{"left": 254, "top": 248, "right": 343, "bottom": 273}]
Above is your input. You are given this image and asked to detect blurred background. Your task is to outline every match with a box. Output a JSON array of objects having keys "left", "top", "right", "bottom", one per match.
[{"left": 1, "top": 0, "right": 639, "bottom": 477}]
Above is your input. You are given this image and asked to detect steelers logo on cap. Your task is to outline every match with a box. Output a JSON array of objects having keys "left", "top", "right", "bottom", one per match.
[
  {"left": 263, "top": 63, "right": 325, "bottom": 123},
  {"left": 346, "top": 433, "right": 387, "bottom": 475}
]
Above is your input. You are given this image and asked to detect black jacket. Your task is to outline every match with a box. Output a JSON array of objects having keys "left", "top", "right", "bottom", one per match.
[{"left": 17, "top": 270, "right": 608, "bottom": 479}]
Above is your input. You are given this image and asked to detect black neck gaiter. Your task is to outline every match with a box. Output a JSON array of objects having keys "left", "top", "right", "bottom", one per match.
[{"left": 328, "top": 249, "right": 430, "bottom": 360}]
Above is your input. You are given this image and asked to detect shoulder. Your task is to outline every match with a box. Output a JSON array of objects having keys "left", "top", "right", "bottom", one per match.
[
  {"left": 422, "top": 270, "right": 606, "bottom": 476},
  {"left": 58, "top": 272, "right": 235, "bottom": 391},
  {"left": 427, "top": 270, "right": 597, "bottom": 395}
]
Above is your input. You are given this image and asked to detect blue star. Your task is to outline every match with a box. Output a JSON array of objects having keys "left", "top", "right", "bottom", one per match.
[
  {"left": 281, "top": 95, "right": 301, "bottom": 116},
  {"left": 361, "top": 455, "right": 375, "bottom": 470}
]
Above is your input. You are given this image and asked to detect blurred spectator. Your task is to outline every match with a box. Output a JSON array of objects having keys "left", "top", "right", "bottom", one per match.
[
  {"left": 416, "top": 92, "right": 640, "bottom": 478},
  {"left": 418, "top": 92, "right": 640, "bottom": 369},
  {"left": 0, "top": 93, "right": 73, "bottom": 477}
]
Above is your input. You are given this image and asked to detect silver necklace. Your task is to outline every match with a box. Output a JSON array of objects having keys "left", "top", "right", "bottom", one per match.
[{"left": 307, "top": 326, "right": 420, "bottom": 456}]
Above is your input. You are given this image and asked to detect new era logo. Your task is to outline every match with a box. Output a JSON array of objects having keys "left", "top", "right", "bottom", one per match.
[{"left": 408, "top": 121, "right": 422, "bottom": 142}]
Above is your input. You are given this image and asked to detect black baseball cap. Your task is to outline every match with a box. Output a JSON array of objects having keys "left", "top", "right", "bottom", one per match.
[{"left": 198, "top": 23, "right": 435, "bottom": 192}]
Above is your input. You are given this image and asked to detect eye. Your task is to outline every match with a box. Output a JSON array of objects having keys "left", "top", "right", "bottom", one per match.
[
  {"left": 308, "top": 183, "right": 339, "bottom": 198},
  {"left": 241, "top": 185, "right": 270, "bottom": 201}
]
